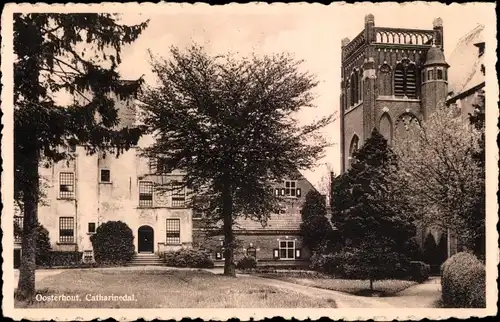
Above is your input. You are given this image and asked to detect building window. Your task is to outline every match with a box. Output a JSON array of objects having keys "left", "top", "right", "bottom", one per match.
[
  {"left": 166, "top": 219, "right": 181, "bottom": 244},
  {"left": 350, "top": 70, "right": 359, "bottom": 106},
  {"left": 14, "top": 216, "right": 23, "bottom": 243},
  {"left": 59, "top": 217, "right": 75, "bottom": 243},
  {"left": 59, "top": 172, "right": 75, "bottom": 199},
  {"left": 246, "top": 247, "right": 257, "bottom": 258},
  {"left": 279, "top": 240, "right": 296, "bottom": 260},
  {"left": 83, "top": 250, "right": 94, "bottom": 263},
  {"left": 427, "top": 69, "right": 434, "bottom": 81},
  {"left": 394, "top": 61, "right": 417, "bottom": 98},
  {"left": 88, "top": 222, "right": 96, "bottom": 234},
  {"left": 280, "top": 180, "right": 301, "bottom": 198},
  {"left": 171, "top": 183, "right": 186, "bottom": 208},
  {"left": 348, "top": 135, "right": 359, "bottom": 167},
  {"left": 156, "top": 158, "right": 168, "bottom": 174},
  {"left": 100, "top": 169, "right": 111, "bottom": 183},
  {"left": 139, "top": 181, "right": 154, "bottom": 207},
  {"left": 437, "top": 69, "right": 443, "bottom": 80}
]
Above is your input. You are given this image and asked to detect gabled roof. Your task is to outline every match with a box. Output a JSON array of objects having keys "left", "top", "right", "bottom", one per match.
[{"left": 447, "top": 25, "right": 485, "bottom": 97}]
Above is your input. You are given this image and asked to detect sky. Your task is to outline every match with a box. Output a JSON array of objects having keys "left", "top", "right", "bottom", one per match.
[{"left": 109, "top": 2, "right": 492, "bottom": 193}]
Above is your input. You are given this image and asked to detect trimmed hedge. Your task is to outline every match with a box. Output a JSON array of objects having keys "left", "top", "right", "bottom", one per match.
[
  {"left": 441, "top": 252, "right": 485, "bottom": 308},
  {"left": 163, "top": 249, "right": 214, "bottom": 268},
  {"left": 407, "top": 261, "right": 430, "bottom": 282},
  {"left": 44, "top": 251, "right": 83, "bottom": 267},
  {"left": 236, "top": 256, "right": 257, "bottom": 270},
  {"left": 90, "top": 221, "right": 135, "bottom": 265}
]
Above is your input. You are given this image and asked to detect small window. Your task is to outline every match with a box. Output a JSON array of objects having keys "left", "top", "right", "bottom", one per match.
[
  {"left": 279, "top": 240, "right": 296, "bottom": 260},
  {"left": 59, "top": 217, "right": 75, "bottom": 243},
  {"left": 283, "top": 180, "right": 299, "bottom": 198},
  {"left": 171, "top": 183, "right": 186, "bottom": 208},
  {"left": 100, "top": 169, "right": 111, "bottom": 183},
  {"left": 166, "top": 219, "right": 181, "bottom": 244},
  {"left": 427, "top": 69, "right": 434, "bottom": 81},
  {"left": 139, "top": 181, "right": 154, "bottom": 207},
  {"left": 246, "top": 247, "right": 257, "bottom": 258},
  {"left": 437, "top": 69, "right": 443, "bottom": 80},
  {"left": 88, "top": 222, "right": 96, "bottom": 234},
  {"left": 59, "top": 172, "right": 75, "bottom": 199},
  {"left": 156, "top": 158, "right": 168, "bottom": 174}
]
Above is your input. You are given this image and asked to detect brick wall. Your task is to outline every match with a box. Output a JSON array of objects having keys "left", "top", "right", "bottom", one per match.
[{"left": 193, "top": 231, "right": 310, "bottom": 261}]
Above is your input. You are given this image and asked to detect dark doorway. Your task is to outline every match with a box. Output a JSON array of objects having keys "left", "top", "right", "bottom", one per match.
[{"left": 138, "top": 226, "right": 154, "bottom": 253}]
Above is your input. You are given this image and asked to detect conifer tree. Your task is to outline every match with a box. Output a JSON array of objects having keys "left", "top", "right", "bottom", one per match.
[
  {"left": 330, "top": 129, "right": 415, "bottom": 291},
  {"left": 14, "top": 13, "right": 148, "bottom": 300},
  {"left": 300, "top": 190, "right": 334, "bottom": 253}
]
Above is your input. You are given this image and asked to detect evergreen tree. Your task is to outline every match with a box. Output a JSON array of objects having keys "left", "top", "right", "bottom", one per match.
[
  {"left": 14, "top": 13, "right": 148, "bottom": 300},
  {"left": 300, "top": 190, "right": 334, "bottom": 253},
  {"left": 330, "top": 129, "right": 416, "bottom": 291},
  {"left": 423, "top": 233, "right": 438, "bottom": 266},
  {"left": 140, "top": 45, "right": 333, "bottom": 276}
]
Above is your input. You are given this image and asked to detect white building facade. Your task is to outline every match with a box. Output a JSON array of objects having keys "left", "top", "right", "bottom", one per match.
[{"left": 14, "top": 93, "right": 194, "bottom": 260}]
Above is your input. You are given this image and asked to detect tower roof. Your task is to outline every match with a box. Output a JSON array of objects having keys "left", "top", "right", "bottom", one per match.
[{"left": 424, "top": 46, "right": 448, "bottom": 67}]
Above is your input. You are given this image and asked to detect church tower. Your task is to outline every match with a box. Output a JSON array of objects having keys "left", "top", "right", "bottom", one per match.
[
  {"left": 339, "top": 14, "right": 449, "bottom": 173},
  {"left": 421, "top": 20, "right": 449, "bottom": 120}
]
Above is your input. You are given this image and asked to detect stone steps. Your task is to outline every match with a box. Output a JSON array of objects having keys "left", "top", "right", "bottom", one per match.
[{"left": 129, "top": 253, "right": 164, "bottom": 266}]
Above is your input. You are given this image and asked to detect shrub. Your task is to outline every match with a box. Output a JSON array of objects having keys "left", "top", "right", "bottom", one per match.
[
  {"left": 309, "top": 252, "right": 339, "bottom": 276},
  {"left": 236, "top": 256, "right": 257, "bottom": 270},
  {"left": 407, "top": 261, "right": 430, "bottom": 282},
  {"left": 35, "top": 224, "right": 52, "bottom": 266},
  {"left": 46, "top": 251, "right": 83, "bottom": 267},
  {"left": 163, "top": 249, "right": 214, "bottom": 268},
  {"left": 90, "top": 221, "right": 135, "bottom": 265},
  {"left": 404, "top": 237, "right": 424, "bottom": 262},
  {"left": 441, "top": 252, "right": 486, "bottom": 308}
]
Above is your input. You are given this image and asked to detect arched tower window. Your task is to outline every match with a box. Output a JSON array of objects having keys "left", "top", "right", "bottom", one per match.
[
  {"left": 358, "top": 68, "right": 363, "bottom": 102},
  {"left": 379, "top": 113, "right": 393, "bottom": 145},
  {"left": 406, "top": 64, "right": 417, "bottom": 98},
  {"left": 394, "top": 63, "right": 405, "bottom": 96},
  {"left": 350, "top": 70, "right": 359, "bottom": 106},
  {"left": 348, "top": 135, "right": 359, "bottom": 167},
  {"left": 394, "top": 59, "right": 418, "bottom": 98}
]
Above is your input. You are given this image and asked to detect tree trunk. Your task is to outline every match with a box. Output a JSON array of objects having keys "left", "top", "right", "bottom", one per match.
[
  {"left": 370, "top": 279, "right": 373, "bottom": 292},
  {"left": 222, "top": 182, "right": 235, "bottom": 277},
  {"left": 16, "top": 151, "right": 39, "bottom": 301}
]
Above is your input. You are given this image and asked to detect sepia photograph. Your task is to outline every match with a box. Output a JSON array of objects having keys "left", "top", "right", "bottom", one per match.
[{"left": 1, "top": 1, "right": 497, "bottom": 321}]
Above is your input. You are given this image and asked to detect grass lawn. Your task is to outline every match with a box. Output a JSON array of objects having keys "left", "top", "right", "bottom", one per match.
[
  {"left": 15, "top": 269, "right": 337, "bottom": 308},
  {"left": 257, "top": 272, "right": 417, "bottom": 297}
]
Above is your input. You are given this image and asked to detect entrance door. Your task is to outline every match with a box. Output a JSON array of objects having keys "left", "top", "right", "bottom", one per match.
[{"left": 138, "top": 226, "right": 154, "bottom": 253}]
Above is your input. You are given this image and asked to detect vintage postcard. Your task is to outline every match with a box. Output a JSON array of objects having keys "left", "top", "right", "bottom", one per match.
[{"left": 1, "top": 1, "right": 498, "bottom": 321}]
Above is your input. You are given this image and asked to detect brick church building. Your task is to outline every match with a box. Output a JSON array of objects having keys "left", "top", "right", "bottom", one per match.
[{"left": 339, "top": 14, "right": 460, "bottom": 265}]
